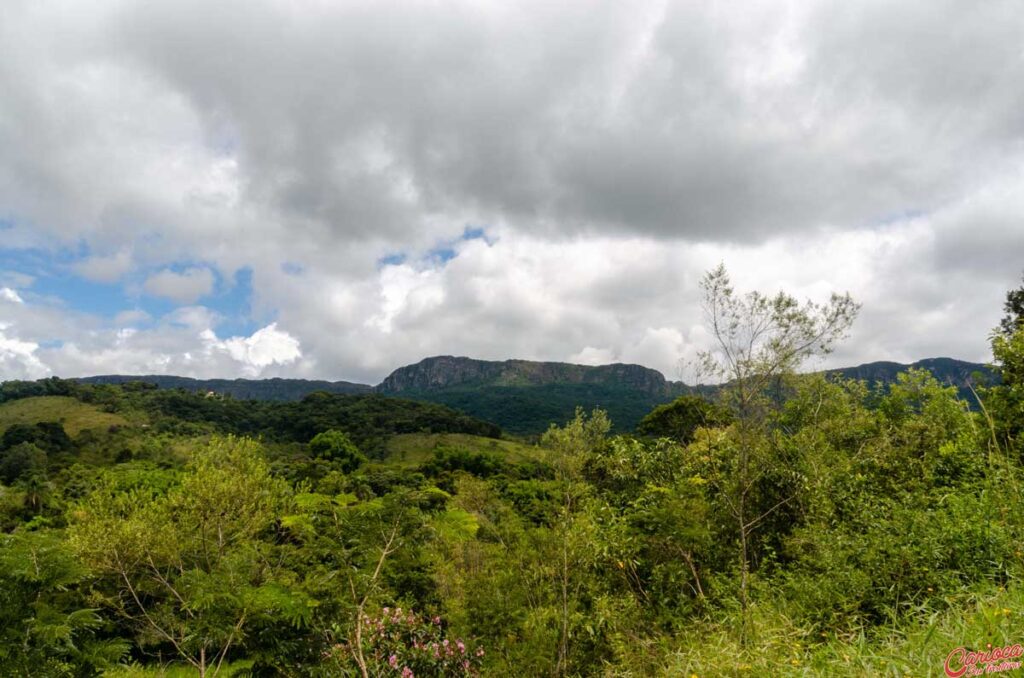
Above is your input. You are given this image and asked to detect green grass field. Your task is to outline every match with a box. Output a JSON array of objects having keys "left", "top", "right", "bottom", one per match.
[
  {"left": 383, "top": 432, "right": 546, "bottom": 467},
  {"left": 0, "top": 396, "right": 129, "bottom": 437}
]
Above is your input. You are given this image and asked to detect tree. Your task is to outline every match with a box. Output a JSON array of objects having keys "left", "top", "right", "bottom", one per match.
[
  {"left": 636, "top": 395, "right": 731, "bottom": 443},
  {"left": 541, "top": 408, "right": 610, "bottom": 676},
  {"left": 695, "top": 264, "right": 858, "bottom": 634},
  {"left": 1, "top": 422, "right": 72, "bottom": 456},
  {"left": 999, "top": 272, "right": 1024, "bottom": 337},
  {"left": 309, "top": 429, "right": 366, "bottom": 473},
  {"left": 69, "top": 437, "right": 314, "bottom": 677},
  {"left": 0, "top": 442, "right": 47, "bottom": 485},
  {"left": 985, "top": 274, "right": 1024, "bottom": 456},
  {"left": 0, "top": 530, "right": 128, "bottom": 674}
]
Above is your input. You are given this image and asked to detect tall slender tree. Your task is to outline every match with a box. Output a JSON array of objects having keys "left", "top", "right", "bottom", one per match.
[{"left": 695, "top": 264, "right": 858, "bottom": 637}]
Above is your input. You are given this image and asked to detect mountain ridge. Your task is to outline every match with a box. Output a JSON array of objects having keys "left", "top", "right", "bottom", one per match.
[
  {"left": 73, "top": 355, "right": 994, "bottom": 400},
  {"left": 75, "top": 374, "right": 372, "bottom": 401},
  {"left": 376, "top": 355, "right": 674, "bottom": 396},
  {"left": 69, "top": 355, "right": 994, "bottom": 435}
]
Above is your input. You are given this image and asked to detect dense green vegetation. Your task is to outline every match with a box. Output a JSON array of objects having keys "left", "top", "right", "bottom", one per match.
[
  {"left": 77, "top": 376, "right": 371, "bottom": 401},
  {"left": 1, "top": 270, "right": 1023, "bottom": 676},
  {"left": 394, "top": 383, "right": 679, "bottom": 436},
  {"left": 76, "top": 356, "right": 993, "bottom": 439}
]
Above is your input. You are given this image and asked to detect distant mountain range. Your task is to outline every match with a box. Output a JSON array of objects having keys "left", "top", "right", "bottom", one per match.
[
  {"left": 76, "top": 374, "right": 371, "bottom": 400},
  {"left": 75, "top": 355, "right": 995, "bottom": 435},
  {"left": 828, "top": 357, "right": 996, "bottom": 393}
]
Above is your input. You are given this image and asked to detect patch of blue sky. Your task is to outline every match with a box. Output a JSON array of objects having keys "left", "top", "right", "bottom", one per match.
[
  {"left": 206, "top": 267, "right": 261, "bottom": 337},
  {"left": 378, "top": 252, "right": 407, "bottom": 267},
  {"left": 0, "top": 246, "right": 58, "bottom": 280},
  {"left": 30, "top": 273, "right": 133, "bottom": 318},
  {"left": 425, "top": 246, "right": 458, "bottom": 264},
  {"left": 0, "top": 243, "right": 263, "bottom": 336},
  {"left": 461, "top": 225, "right": 488, "bottom": 241},
  {"left": 378, "top": 225, "right": 493, "bottom": 270},
  {"left": 0, "top": 246, "right": 129, "bottom": 317},
  {"left": 423, "top": 225, "right": 493, "bottom": 265}
]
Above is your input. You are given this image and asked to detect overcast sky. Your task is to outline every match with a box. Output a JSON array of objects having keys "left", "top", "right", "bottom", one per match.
[{"left": 1, "top": 0, "right": 1022, "bottom": 384}]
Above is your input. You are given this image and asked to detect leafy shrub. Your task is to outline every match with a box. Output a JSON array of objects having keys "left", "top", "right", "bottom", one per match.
[{"left": 332, "top": 608, "right": 484, "bottom": 677}]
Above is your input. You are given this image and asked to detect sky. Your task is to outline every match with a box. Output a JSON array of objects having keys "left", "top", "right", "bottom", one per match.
[{"left": 1, "top": 0, "right": 1023, "bottom": 385}]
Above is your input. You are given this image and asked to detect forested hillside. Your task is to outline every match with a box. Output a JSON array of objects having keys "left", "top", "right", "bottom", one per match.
[
  {"left": 79, "top": 355, "right": 991, "bottom": 437},
  {"left": 0, "top": 271, "right": 1022, "bottom": 676},
  {"left": 77, "top": 375, "right": 372, "bottom": 400}
]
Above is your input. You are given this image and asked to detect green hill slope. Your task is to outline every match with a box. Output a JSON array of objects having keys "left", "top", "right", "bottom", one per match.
[
  {"left": 383, "top": 432, "right": 545, "bottom": 467},
  {"left": 0, "top": 396, "right": 128, "bottom": 437}
]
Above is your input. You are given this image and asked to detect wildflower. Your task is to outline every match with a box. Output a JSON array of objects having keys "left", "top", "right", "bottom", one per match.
[
  {"left": 457, "top": 640, "right": 466, "bottom": 653},
  {"left": 401, "top": 668, "right": 414, "bottom": 678},
  {"left": 389, "top": 655, "right": 398, "bottom": 668},
  {"left": 476, "top": 647, "right": 485, "bottom": 657}
]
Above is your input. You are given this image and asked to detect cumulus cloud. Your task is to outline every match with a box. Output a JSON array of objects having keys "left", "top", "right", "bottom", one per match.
[
  {"left": 201, "top": 323, "right": 302, "bottom": 377},
  {"left": 143, "top": 267, "right": 215, "bottom": 304},
  {"left": 0, "top": 324, "right": 50, "bottom": 380},
  {"left": 0, "top": 0, "right": 1022, "bottom": 382},
  {"left": 73, "top": 249, "right": 133, "bottom": 283},
  {"left": 0, "top": 307, "right": 305, "bottom": 380}
]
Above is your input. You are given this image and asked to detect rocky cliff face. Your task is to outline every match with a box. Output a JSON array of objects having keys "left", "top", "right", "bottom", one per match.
[{"left": 375, "top": 356, "right": 673, "bottom": 395}]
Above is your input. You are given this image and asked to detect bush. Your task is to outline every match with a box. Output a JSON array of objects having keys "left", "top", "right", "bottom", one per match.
[{"left": 331, "top": 608, "right": 484, "bottom": 677}]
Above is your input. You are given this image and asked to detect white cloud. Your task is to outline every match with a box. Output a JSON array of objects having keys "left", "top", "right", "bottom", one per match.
[
  {"left": 114, "top": 309, "right": 151, "bottom": 327},
  {"left": 570, "top": 347, "right": 617, "bottom": 366},
  {"left": 73, "top": 249, "right": 133, "bottom": 283},
  {"left": 202, "top": 323, "right": 302, "bottom": 376},
  {"left": 143, "top": 267, "right": 215, "bottom": 304},
  {"left": 0, "top": 0, "right": 1021, "bottom": 382},
  {"left": 0, "top": 323, "right": 49, "bottom": 380}
]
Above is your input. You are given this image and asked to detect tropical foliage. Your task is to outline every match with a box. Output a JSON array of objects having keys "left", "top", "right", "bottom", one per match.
[{"left": 0, "top": 269, "right": 1022, "bottom": 676}]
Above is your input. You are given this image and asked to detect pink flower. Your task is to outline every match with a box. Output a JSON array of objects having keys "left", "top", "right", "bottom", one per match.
[
  {"left": 432, "top": 616, "right": 441, "bottom": 625},
  {"left": 457, "top": 640, "right": 466, "bottom": 653},
  {"left": 476, "top": 647, "right": 485, "bottom": 657},
  {"left": 401, "top": 668, "right": 414, "bottom": 678},
  {"left": 388, "top": 655, "right": 398, "bottom": 668}
]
